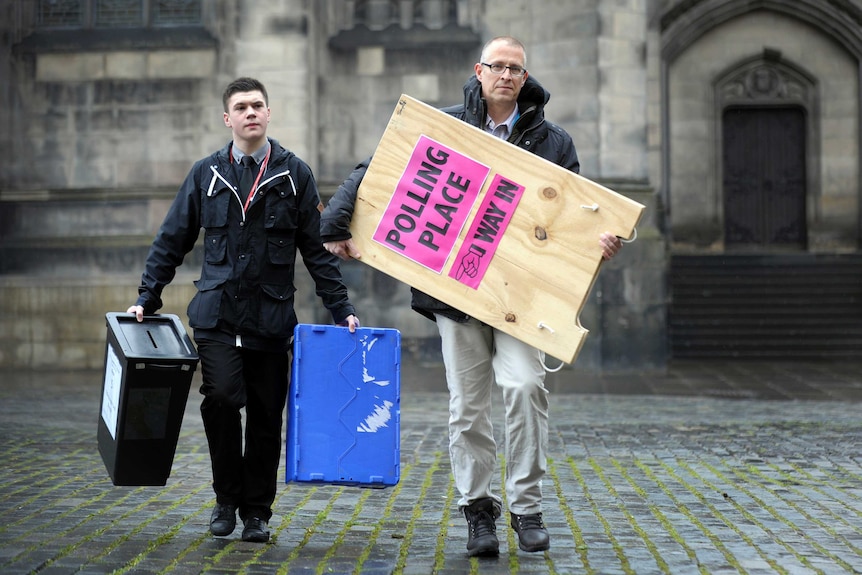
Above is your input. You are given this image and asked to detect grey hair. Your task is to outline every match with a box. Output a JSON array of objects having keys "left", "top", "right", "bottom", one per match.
[{"left": 479, "top": 36, "right": 527, "bottom": 67}]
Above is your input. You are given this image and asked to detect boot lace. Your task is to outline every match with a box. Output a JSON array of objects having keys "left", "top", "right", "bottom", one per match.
[
  {"left": 468, "top": 509, "right": 497, "bottom": 538},
  {"left": 514, "top": 513, "right": 545, "bottom": 531}
]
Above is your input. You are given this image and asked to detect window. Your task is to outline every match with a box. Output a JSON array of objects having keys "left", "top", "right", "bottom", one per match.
[
  {"left": 351, "top": 0, "right": 457, "bottom": 30},
  {"left": 38, "top": 0, "right": 201, "bottom": 28},
  {"left": 39, "top": 0, "right": 82, "bottom": 26},
  {"left": 329, "top": 0, "right": 478, "bottom": 51}
]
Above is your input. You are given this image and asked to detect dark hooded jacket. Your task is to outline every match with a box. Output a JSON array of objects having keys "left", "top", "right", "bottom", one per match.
[
  {"left": 136, "top": 138, "right": 355, "bottom": 350},
  {"left": 320, "top": 74, "right": 579, "bottom": 322}
]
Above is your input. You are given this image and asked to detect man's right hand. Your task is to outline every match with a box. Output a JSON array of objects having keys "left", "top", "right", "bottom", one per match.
[
  {"left": 126, "top": 305, "right": 144, "bottom": 322},
  {"left": 324, "top": 239, "right": 361, "bottom": 261}
]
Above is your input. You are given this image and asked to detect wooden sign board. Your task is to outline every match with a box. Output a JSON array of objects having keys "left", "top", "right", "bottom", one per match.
[{"left": 350, "top": 95, "right": 644, "bottom": 363}]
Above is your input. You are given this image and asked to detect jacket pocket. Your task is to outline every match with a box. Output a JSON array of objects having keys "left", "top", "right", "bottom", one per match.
[
  {"left": 204, "top": 230, "right": 228, "bottom": 264},
  {"left": 202, "top": 184, "right": 231, "bottom": 228},
  {"left": 266, "top": 235, "right": 296, "bottom": 266},
  {"left": 187, "top": 277, "right": 227, "bottom": 329},
  {"left": 258, "top": 283, "right": 296, "bottom": 337},
  {"left": 263, "top": 183, "right": 299, "bottom": 231}
]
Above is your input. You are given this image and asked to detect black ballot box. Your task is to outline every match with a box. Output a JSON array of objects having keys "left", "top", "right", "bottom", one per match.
[{"left": 98, "top": 312, "right": 199, "bottom": 486}]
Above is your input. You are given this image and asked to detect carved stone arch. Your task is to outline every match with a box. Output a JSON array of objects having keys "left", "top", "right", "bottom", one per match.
[
  {"left": 714, "top": 52, "right": 820, "bottom": 247},
  {"left": 662, "top": 0, "right": 862, "bottom": 63},
  {"left": 715, "top": 53, "right": 816, "bottom": 109}
]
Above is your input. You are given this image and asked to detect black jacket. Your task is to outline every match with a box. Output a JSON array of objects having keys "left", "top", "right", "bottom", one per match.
[
  {"left": 136, "top": 138, "right": 355, "bottom": 349},
  {"left": 320, "top": 75, "right": 578, "bottom": 322}
]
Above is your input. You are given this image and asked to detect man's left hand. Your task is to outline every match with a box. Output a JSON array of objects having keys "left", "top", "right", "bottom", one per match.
[{"left": 600, "top": 232, "right": 623, "bottom": 261}]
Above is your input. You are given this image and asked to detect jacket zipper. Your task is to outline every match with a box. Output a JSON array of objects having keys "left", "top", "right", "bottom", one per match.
[{"left": 510, "top": 104, "right": 542, "bottom": 146}]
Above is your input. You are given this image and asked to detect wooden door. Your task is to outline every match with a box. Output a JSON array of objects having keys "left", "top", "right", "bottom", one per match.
[{"left": 722, "top": 107, "right": 807, "bottom": 249}]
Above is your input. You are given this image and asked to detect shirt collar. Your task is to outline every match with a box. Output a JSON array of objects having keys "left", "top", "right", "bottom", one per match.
[
  {"left": 485, "top": 104, "right": 520, "bottom": 139},
  {"left": 232, "top": 140, "right": 270, "bottom": 165}
]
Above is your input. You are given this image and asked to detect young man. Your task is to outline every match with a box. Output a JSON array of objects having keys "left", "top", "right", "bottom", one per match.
[
  {"left": 127, "top": 77, "right": 358, "bottom": 543},
  {"left": 320, "top": 37, "right": 622, "bottom": 556}
]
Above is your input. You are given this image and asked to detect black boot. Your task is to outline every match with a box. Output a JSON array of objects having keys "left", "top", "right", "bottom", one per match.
[
  {"left": 209, "top": 503, "right": 237, "bottom": 536},
  {"left": 241, "top": 516, "right": 270, "bottom": 543},
  {"left": 510, "top": 512, "right": 550, "bottom": 552},
  {"left": 463, "top": 498, "right": 500, "bottom": 557}
]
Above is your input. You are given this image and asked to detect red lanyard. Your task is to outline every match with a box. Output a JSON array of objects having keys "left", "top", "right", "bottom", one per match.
[
  {"left": 230, "top": 146, "right": 271, "bottom": 213},
  {"left": 242, "top": 150, "right": 270, "bottom": 212}
]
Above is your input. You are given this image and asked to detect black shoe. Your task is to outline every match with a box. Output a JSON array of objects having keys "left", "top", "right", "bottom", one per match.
[
  {"left": 463, "top": 498, "right": 500, "bottom": 557},
  {"left": 209, "top": 503, "right": 237, "bottom": 536},
  {"left": 510, "top": 512, "right": 550, "bottom": 552},
  {"left": 241, "top": 517, "right": 270, "bottom": 543}
]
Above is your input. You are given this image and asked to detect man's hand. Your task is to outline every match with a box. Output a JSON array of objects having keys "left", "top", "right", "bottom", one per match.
[
  {"left": 126, "top": 305, "right": 144, "bottom": 322},
  {"left": 600, "top": 232, "right": 623, "bottom": 261},
  {"left": 324, "top": 239, "right": 361, "bottom": 261},
  {"left": 338, "top": 314, "right": 361, "bottom": 333}
]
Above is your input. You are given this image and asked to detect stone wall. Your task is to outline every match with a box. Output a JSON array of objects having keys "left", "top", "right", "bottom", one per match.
[
  {"left": 0, "top": 0, "right": 667, "bottom": 372},
  {"left": 0, "top": 184, "right": 665, "bottom": 373}
]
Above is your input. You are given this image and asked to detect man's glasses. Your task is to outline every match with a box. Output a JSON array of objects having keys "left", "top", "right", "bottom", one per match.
[{"left": 480, "top": 62, "right": 527, "bottom": 77}]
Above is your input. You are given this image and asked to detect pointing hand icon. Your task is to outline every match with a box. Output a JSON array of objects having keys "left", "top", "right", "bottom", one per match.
[{"left": 455, "top": 245, "right": 485, "bottom": 280}]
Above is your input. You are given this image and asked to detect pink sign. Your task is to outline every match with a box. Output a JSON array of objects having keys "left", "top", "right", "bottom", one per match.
[
  {"left": 373, "top": 135, "right": 490, "bottom": 272},
  {"left": 449, "top": 174, "right": 525, "bottom": 289}
]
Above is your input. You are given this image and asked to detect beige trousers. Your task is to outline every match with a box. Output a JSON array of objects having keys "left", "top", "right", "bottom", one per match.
[{"left": 435, "top": 314, "right": 550, "bottom": 515}]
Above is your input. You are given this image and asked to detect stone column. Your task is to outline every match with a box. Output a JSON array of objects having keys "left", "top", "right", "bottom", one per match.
[{"left": 596, "top": 0, "right": 649, "bottom": 180}]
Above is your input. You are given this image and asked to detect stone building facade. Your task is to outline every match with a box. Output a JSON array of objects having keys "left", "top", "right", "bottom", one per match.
[{"left": 0, "top": 0, "right": 860, "bottom": 372}]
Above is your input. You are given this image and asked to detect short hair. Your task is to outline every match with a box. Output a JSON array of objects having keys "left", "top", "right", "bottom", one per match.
[
  {"left": 480, "top": 36, "right": 527, "bottom": 68},
  {"left": 222, "top": 77, "right": 269, "bottom": 112}
]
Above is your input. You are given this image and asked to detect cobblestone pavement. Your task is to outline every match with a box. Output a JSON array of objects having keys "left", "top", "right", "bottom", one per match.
[{"left": 1, "top": 360, "right": 862, "bottom": 574}]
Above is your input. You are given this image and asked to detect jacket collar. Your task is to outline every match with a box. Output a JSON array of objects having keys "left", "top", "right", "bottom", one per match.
[
  {"left": 462, "top": 74, "right": 549, "bottom": 133},
  {"left": 216, "top": 138, "right": 292, "bottom": 168}
]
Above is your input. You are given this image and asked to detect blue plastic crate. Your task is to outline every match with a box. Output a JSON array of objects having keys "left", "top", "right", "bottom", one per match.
[{"left": 286, "top": 324, "right": 401, "bottom": 487}]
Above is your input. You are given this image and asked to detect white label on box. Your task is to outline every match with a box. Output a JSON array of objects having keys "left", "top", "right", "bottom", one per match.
[
  {"left": 358, "top": 400, "right": 394, "bottom": 433},
  {"left": 101, "top": 344, "right": 122, "bottom": 439},
  {"left": 361, "top": 335, "right": 391, "bottom": 387}
]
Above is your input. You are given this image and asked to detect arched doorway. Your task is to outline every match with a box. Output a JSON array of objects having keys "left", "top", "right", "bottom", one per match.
[
  {"left": 716, "top": 56, "right": 815, "bottom": 252},
  {"left": 661, "top": 2, "right": 862, "bottom": 251}
]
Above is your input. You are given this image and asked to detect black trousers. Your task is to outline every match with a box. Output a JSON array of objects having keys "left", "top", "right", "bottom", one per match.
[{"left": 196, "top": 339, "right": 289, "bottom": 522}]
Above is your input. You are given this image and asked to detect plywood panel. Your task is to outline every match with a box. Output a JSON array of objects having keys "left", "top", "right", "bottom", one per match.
[{"left": 350, "top": 95, "right": 644, "bottom": 363}]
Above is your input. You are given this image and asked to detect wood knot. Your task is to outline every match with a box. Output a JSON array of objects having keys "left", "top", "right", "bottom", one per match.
[
  {"left": 505, "top": 313, "right": 517, "bottom": 323},
  {"left": 542, "top": 187, "right": 557, "bottom": 199},
  {"left": 535, "top": 227, "right": 547, "bottom": 241}
]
